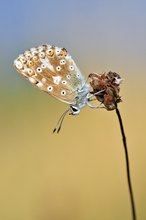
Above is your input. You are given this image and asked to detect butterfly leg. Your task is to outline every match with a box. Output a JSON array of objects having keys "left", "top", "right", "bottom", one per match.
[
  {"left": 53, "top": 108, "right": 70, "bottom": 133},
  {"left": 87, "top": 89, "right": 105, "bottom": 100},
  {"left": 87, "top": 90, "right": 105, "bottom": 109},
  {"left": 87, "top": 100, "right": 105, "bottom": 109}
]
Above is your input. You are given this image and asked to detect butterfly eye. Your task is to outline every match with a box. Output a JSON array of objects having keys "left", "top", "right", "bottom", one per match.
[
  {"left": 46, "top": 49, "right": 54, "bottom": 57},
  {"left": 60, "top": 59, "right": 66, "bottom": 65},
  {"left": 41, "top": 63, "right": 46, "bottom": 69},
  {"left": 39, "top": 51, "right": 46, "bottom": 58},
  {"left": 47, "top": 86, "right": 53, "bottom": 92},
  {"left": 27, "top": 68, "right": 34, "bottom": 76},
  {"left": 61, "top": 80, "right": 67, "bottom": 85},
  {"left": 69, "top": 65, "right": 74, "bottom": 71},
  {"left": 70, "top": 106, "right": 80, "bottom": 114},
  {"left": 56, "top": 66, "right": 61, "bottom": 71},
  {"left": 37, "top": 67, "right": 42, "bottom": 73},
  {"left": 61, "top": 90, "right": 66, "bottom": 96},
  {"left": 66, "top": 74, "right": 71, "bottom": 79}
]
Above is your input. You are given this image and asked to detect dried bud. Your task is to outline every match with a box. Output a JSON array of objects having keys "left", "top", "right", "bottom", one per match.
[{"left": 89, "top": 71, "right": 123, "bottom": 110}]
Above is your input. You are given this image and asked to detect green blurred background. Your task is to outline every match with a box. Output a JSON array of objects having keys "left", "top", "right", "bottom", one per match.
[{"left": 0, "top": 0, "right": 146, "bottom": 219}]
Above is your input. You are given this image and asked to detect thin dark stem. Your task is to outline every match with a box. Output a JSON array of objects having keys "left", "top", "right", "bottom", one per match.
[{"left": 115, "top": 108, "right": 136, "bottom": 220}]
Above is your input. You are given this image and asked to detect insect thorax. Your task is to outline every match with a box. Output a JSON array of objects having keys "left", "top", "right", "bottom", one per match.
[{"left": 70, "top": 83, "right": 90, "bottom": 115}]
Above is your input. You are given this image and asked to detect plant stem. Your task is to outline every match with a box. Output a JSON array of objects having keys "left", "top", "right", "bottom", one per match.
[{"left": 115, "top": 108, "right": 136, "bottom": 220}]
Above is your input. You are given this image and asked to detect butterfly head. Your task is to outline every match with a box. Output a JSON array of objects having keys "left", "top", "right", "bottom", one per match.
[{"left": 70, "top": 105, "right": 80, "bottom": 115}]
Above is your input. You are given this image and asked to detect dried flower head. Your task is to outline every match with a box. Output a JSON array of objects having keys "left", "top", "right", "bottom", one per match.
[{"left": 89, "top": 71, "right": 123, "bottom": 110}]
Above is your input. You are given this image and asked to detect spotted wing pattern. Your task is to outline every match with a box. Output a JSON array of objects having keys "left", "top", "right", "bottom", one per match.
[{"left": 14, "top": 44, "right": 85, "bottom": 104}]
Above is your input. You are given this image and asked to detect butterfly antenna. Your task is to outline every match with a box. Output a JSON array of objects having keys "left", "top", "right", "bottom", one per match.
[{"left": 53, "top": 108, "right": 70, "bottom": 133}]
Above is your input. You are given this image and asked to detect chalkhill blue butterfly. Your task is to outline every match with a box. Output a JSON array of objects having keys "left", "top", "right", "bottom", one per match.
[{"left": 14, "top": 44, "right": 104, "bottom": 132}]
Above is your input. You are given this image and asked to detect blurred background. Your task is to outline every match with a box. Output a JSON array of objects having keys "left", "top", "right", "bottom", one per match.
[{"left": 0, "top": 0, "right": 146, "bottom": 219}]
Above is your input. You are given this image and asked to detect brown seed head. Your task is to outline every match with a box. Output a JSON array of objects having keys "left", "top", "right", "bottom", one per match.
[{"left": 89, "top": 71, "right": 123, "bottom": 110}]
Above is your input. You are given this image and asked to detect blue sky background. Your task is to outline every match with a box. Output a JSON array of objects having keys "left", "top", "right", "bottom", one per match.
[{"left": 1, "top": 0, "right": 146, "bottom": 87}]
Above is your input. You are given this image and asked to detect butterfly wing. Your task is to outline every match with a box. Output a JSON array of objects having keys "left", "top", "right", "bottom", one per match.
[{"left": 14, "top": 44, "right": 86, "bottom": 104}]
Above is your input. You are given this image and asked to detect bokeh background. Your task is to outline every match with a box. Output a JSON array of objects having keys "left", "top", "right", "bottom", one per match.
[{"left": 0, "top": 0, "right": 146, "bottom": 219}]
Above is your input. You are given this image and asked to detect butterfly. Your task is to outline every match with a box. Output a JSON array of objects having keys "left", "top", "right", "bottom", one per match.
[{"left": 14, "top": 44, "right": 103, "bottom": 133}]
